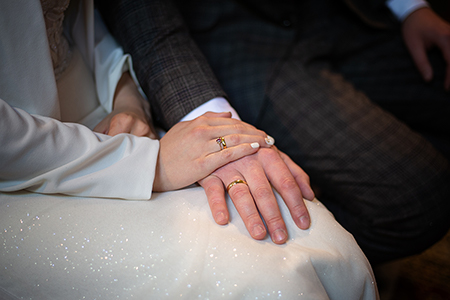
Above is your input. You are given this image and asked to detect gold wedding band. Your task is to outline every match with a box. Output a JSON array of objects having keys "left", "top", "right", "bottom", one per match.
[
  {"left": 226, "top": 179, "right": 248, "bottom": 192},
  {"left": 216, "top": 136, "right": 227, "bottom": 150}
]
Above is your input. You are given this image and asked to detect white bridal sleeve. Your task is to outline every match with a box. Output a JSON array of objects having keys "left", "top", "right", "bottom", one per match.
[
  {"left": 91, "top": 9, "right": 145, "bottom": 114},
  {"left": 0, "top": 99, "right": 158, "bottom": 200}
]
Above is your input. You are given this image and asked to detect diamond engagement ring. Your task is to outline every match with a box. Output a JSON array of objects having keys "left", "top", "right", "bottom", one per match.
[{"left": 216, "top": 136, "right": 227, "bottom": 150}]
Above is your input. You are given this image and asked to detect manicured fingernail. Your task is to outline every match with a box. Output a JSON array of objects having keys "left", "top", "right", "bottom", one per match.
[
  {"left": 299, "top": 215, "right": 310, "bottom": 229},
  {"left": 272, "top": 229, "right": 287, "bottom": 243},
  {"left": 251, "top": 142, "right": 260, "bottom": 149},
  {"left": 265, "top": 135, "right": 275, "bottom": 145},
  {"left": 215, "top": 212, "right": 227, "bottom": 224},
  {"left": 252, "top": 224, "right": 266, "bottom": 238}
]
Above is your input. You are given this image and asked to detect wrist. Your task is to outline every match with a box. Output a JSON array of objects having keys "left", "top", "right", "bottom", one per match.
[
  {"left": 113, "top": 72, "right": 145, "bottom": 106},
  {"left": 113, "top": 72, "right": 150, "bottom": 117}
]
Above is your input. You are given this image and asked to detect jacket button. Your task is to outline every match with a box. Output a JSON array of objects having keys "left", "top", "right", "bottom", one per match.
[{"left": 282, "top": 19, "right": 292, "bottom": 27}]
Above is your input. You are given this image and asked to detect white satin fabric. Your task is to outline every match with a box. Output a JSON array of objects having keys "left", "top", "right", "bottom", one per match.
[
  {"left": 0, "top": 188, "right": 379, "bottom": 300},
  {"left": 0, "top": 0, "right": 158, "bottom": 199}
]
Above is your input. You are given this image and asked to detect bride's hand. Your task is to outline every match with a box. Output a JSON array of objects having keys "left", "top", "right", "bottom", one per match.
[
  {"left": 153, "top": 112, "right": 275, "bottom": 191},
  {"left": 94, "top": 72, "right": 157, "bottom": 138}
]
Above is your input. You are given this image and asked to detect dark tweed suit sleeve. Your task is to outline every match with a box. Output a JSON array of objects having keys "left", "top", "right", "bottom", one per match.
[
  {"left": 96, "top": 0, "right": 227, "bottom": 129},
  {"left": 343, "top": 0, "right": 397, "bottom": 28}
]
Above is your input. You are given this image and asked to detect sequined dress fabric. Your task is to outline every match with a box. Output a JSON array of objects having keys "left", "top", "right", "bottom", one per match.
[{"left": 1, "top": 188, "right": 379, "bottom": 299}]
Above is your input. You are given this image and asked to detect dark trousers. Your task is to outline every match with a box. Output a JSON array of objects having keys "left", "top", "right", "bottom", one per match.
[{"left": 177, "top": 0, "right": 450, "bottom": 263}]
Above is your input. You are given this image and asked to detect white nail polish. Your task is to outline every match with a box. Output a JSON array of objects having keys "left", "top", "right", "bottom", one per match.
[
  {"left": 265, "top": 135, "right": 275, "bottom": 145},
  {"left": 251, "top": 142, "right": 260, "bottom": 149}
]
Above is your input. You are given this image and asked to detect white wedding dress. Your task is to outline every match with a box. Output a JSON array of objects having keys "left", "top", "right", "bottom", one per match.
[
  {"left": 0, "top": 1, "right": 379, "bottom": 299},
  {"left": 0, "top": 0, "right": 158, "bottom": 199}
]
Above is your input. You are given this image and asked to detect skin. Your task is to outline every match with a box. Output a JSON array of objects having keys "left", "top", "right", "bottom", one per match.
[
  {"left": 153, "top": 112, "right": 275, "bottom": 192},
  {"left": 199, "top": 148, "right": 314, "bottom": 244},
  {"left": 98, "top": 7, "right": 450, "bottom": 245},
  {"left": 94, "top": 71, "right": 315, "bottom": 244},
  {"left": 402, "top": 7, "right": 450, "bottom": 90},
  {"left": 94, "top": 72, "right": 157, "bottom": 138}
]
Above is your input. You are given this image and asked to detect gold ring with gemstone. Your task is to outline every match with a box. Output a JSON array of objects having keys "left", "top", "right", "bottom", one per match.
[{"left": 216, "top": 136, "right": 227, "bottom": 150}]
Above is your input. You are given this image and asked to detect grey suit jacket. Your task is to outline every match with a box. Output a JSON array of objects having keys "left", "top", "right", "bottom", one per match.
[
  {"left": 97, "top": 0, "right": 227, "bottom": 129},
  {"left": 233, "top": 0, "right": 395, "bottom": 28},
  {"left": 96, "top": 0, "right": 396, "bottom": 129}
]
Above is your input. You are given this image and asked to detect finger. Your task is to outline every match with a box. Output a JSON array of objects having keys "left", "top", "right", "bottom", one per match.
[
  {"left": 260, "top": 149, "right": 311, "bottom": 230},
  {"left": 222, "top": 133, "right": 275, "bottom": 147},
  {"left": 406, "top": 37, "right": 433, "bottom": 82},
  {"left": 278, "top": 150, "right": 315, "bottom": 201},
  {"left": 208, "top": 134, "right": 273, "bottom": 153},
  {"left": 242, "top": 162, "right": 288, "bottom": 244},
  {"left": 93, "top": 118, "right": 110, "bottom": 135},
  {"left": 201, "top": 124, "right": 270, "bottom": 143},
  {"left": 203, "top": 142, "right": 261, "bottom": 174},
  {"left": 130, "top": 120, "right": 152, "bottom": 137},
  {"left": 220, "top": 171, "right": 268, "bottom": 241},
  {"left": 199, "top": 175, "right": 230, "bottom": 225},
  {"left": 413, "top": 46, "right": 433, "bottom": 82},
  {"left": 108, "top": 114, "right": 134, "bottom": 136}
]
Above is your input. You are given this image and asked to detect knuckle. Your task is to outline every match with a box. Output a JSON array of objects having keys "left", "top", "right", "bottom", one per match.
[
  {"left": 257, "top": 129, "right": 267, "bottom": 137},
  {"left": 219, "top": 149, "right": 234, "bottom": 160},
  {"left": 191, "top": 125, "right": 208, "bottom": 137},
  {"left": 138, "top": 126, "right": 151, "bottom": 137},
  {"left": 208, "top": 194, "right": 225, "bottom": 207},
  {"left": 280, "top": 177, "right": 298, "bottom": 191},
  {"left": 229, "top": 185, "right": 248, "bottom": 199},
  {"left": 291, "top": 202, "right": 308, "bottom": 216},
  {"left": 111, "top": 113, "right": 132, "bottom": 125},
  {"left": 228, "top": 134, "right": 240, "bottom": 145},
  {"left": 258, "top": 147, "right": 278, "bottom": 160},
  {"left": 292, "top": 205, "right": 308, "bottom": 221},
  {"left": 199, "top": 174, "right": 218, "bottom": 187},
  {"left": 244, "top": 160, "right": 261, "bottom": 172},
  {"left": 264, "top": 215, "right": 284, "bottom": 228},
  {"left": 246, "top": 211, "right": 263, "bottom": 223},
  {"left": 197, "top": 158, "right": 211, "bottom": 174},
  {"left": 194, "top": 115, "right": 208, "bottom": 125},
  {"left": 252, "top": 186, "right": 272, "bottom": 200},
  {"left": 266, "top": 148, "right": 280, "bottom": 159},
  {"left": 241, "top": 155, "right": 260, "bottom": 168},
  {"left": 233, "top": 123, "right": 246, "bottom": 133}
]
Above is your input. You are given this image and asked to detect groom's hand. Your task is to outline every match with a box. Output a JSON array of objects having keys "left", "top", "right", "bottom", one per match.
[
  {"left": 199, "top": 146, "right": 315, "bottom": 244},
  {"left": 402, "top": 7, "right": 450, "bottom": 90}
]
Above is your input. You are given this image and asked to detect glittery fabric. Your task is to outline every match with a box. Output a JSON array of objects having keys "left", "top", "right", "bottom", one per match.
[{"left": 0, "top": 188, "right": 379, "bottom": 299}]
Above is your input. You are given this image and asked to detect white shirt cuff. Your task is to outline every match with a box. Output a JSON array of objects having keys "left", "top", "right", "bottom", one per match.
[
  {"left": 180, "top": 97, "right": 241, "bottom": 121},
  {"left": 386, "top": 0, "right": 429, "bottom": 21}
]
